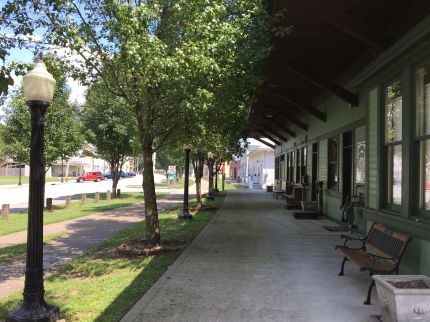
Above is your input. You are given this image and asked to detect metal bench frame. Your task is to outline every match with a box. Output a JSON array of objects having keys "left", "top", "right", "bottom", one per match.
[{"left": 335, "top": 223, "right": 412, "bottom": 305}]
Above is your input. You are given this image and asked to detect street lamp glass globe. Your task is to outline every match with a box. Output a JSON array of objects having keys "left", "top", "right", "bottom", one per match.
[
  {"left": 183, "top": 144, "right": 192, "bottom": 151},
  {"left": 208, "top": 152, "right": 214, "bottom": 159},
  {"left": 23, "top": 60, "right": 56, "bottom": 103}
]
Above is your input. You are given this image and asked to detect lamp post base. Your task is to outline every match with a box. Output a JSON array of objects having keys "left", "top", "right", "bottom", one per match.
[
  {"left": 178, "top": 212, "right": 193, "bottom": 220},
  {"left": 206, "top": 193, "right": 214, "bottom": 200},
  {"left": 6, "top": 297, "right": 59, "bottom": 322}
]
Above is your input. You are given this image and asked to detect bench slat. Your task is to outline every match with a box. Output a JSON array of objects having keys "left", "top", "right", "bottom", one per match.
[{"left": 337, "top": 247, "right": 392, "bottom": 272}]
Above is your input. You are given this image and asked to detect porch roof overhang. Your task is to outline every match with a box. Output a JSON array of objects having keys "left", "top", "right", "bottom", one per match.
[{"left": 248, "top": 0, "right": 430, "bottom": 144}]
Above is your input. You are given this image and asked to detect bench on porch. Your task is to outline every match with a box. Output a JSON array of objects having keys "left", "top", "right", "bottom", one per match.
[
  {"left": 292, "top": 201, "right": 320, "bottom": 219},
  {"left": 283, "top": 184, "right": 303, "bottom": 210},
  {"left": 273, "top": 189, "right": 284, "bottom": 200},
  {"left": 335, "top": 223, "right": 412, "bottom": 305}
]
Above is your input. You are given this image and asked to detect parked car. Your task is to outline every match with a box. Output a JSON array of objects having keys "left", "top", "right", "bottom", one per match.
[
  {"left": 126, "top": 172, "right": 136, "bottom": 177},
  {"left": 104, "top": 171, "right": 129, "bottom": 179},
  {"left": 77, "top": 172, "right": 104, "bottom": 183}
]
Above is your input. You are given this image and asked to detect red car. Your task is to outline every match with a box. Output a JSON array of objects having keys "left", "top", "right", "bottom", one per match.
[{"left": 77, "top": 172, "right": 104, "bottom": 183}]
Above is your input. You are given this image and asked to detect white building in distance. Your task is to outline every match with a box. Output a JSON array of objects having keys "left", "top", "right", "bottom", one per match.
[{"left": 239, "top": 139, "right": 274, "bottom": 190}]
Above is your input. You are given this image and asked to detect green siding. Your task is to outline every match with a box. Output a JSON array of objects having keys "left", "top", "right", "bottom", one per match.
[
  {"left": 338, "top": 134, "right": 343, "bottom": 195},
  {"left": 354, "top": 125, "right": 367, "bottom": 199},
  {"left": 367, "top": 88, "right": 379, "bottom": 209},
  {"left": 326, "top": 196, "right": 342, "bottom": 221},
  {"left": 318, "top": 139, "right": 328, "bottom": 184}
]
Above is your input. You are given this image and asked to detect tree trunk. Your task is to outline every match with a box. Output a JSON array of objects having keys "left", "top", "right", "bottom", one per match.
[
  {"left": 142, "top": 143, "right": 160, "bottom": 246},
  {"left": 111, "top": 161, "right": 119, "bottom": 198}
]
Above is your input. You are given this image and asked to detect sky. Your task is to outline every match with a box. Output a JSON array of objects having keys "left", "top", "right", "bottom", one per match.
[{"left": 0, "top": 2, "right": 87, "bottom": 113}]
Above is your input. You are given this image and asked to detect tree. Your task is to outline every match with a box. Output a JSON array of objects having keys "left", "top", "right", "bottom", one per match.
[
  {"left": 156, "top": 144, "right": 184, "bottom": 183},
  {"left": 2, "top": 0, "right": 282, "bottom": 247},
  {"left": 0, "top": 124, "right": 8, "bottom": 167},
  {"left": 0, "top": 54, "right": 83, "bottom": 171},
  {"left": 83, "top": 82, "right": 134, "bottom": 197}
]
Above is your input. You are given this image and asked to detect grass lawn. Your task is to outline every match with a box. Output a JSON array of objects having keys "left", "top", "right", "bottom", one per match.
[
  {"left": 0, "top": 194, "right": 227, "bottom": 321},
  {"left": 0, "top": 192, "right": 167, "bottom": 237},
  {"left": 0, "top": 176, "right": 60, "bottom": 185},
  {"left": 0, "top": 231, "right": 68, "bottom": 264},
  {"left": 127, "top": 179, "right": 195, "bottom": 190},
  {"left": 201, "top": 178, "right": 237, "bottom": 191},
  {"left": 155, "top": 178, "right": 194, "bottom": 189}
]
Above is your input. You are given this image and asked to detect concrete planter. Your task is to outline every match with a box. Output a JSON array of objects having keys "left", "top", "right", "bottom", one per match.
[{"left": 373, "top": 275, "right": 430, "bottom": 322}]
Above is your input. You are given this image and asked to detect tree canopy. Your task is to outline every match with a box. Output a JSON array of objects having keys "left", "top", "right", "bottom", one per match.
[
  {"left": 83, "top": 81, "right": 134, "bottom": 196},
  {"left": 1, "top": 0, "right": 286, "bottom": 246},
  {"left": 0, "top": 54, "right": 83, "bottom": 170}
]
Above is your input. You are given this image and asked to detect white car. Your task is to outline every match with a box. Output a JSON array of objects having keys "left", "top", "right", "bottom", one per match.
[{"left": 154, "top": 172, "right": 167, "bottom": 184}]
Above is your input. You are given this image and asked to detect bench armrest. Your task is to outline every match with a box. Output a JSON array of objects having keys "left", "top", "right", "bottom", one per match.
[{"left": 340, "top": 234, "right": 365, "bottom": 247}]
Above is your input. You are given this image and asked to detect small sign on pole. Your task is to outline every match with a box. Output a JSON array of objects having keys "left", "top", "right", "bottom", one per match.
[{"left": 168, "top": 165, "right": 176, "bottom": 174}]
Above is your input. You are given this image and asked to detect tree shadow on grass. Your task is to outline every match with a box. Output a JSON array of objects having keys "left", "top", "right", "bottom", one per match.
[{"left": 0, "top": 198, "right": 221, "bottom": 322}]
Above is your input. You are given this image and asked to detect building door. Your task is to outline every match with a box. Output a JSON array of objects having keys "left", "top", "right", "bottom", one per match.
[
  {"left": 311, "top": 142, "right": 318, "bottom": 200},
  {"left": 342, "top": 131, "right": 353, "bottom": 205}
]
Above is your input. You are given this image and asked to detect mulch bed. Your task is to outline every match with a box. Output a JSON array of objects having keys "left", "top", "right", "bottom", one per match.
[
  {"left": 388, "top": 279, "right": 430, "bottom": 289},
  {"left": 117, "top": 238, "right": 188, "bottom": 256}
]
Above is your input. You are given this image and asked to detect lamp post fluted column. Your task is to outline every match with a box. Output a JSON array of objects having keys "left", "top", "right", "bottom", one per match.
[
  {"left": 179, "top": 145, "right": 192, "bottom": 220},
  {"left": 214, "top": 161, "right": 219, "bottom": 193},
  {"left": 206, "top": 152, "right": 214, "bottom": 201},
  {"left": 7, "top": 58, "right": 59, "bottom": 322}
]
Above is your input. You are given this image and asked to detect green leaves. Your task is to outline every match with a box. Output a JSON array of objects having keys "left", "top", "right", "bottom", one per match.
[{"left": 0, "top": 55, "right": 83, "bottom": 169}]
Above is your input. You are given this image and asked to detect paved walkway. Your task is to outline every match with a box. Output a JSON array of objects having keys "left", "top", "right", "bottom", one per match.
[
  {"left": 0, "top": 190, "right": 190, "bottom": 298},
  {"left": 122, "top": 188, "right": 381, "bottom": 322}
]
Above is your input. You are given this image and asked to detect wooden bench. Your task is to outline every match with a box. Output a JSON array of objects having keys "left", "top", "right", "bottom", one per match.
[
  {"left": 284, "top": 184, "right": 303, "bottom": 209},
  {"left": 293, "top": 201, "right": 320, "bottom": 219},
  {"left": 273, "top": 189, "right": 284, "bottom": 200},
  {"left": 335, "top": 223, "right": 412, "bottom": 305}
]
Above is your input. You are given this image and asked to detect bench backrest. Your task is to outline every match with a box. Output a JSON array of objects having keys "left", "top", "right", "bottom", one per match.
[
  {"left": 365, "top": 223, "right": 411, "bottom": 263},
  {"left": 285, "top": 183, "right": 295, "bottom": 194}
]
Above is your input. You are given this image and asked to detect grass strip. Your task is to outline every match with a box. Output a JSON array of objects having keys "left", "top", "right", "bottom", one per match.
[
  {"left": 0, "top": 232, "right": 68, "bottom": 264},
  {"left": 127, "top": 179, "right": 196, "bottom": 190},
  {"left": 0, "top": 192, "right": 167, "bottom": 237},
  {"left": 0, "top": 193, "right": 227, "bottom": 321}
]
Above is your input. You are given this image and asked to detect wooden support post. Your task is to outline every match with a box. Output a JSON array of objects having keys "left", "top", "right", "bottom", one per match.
[
  {"left": 95, "top": 192, "right": 100, "bottom": 203},
  {"left": 106, "top": 190, "right": 111, "bottom": 200},
  {"left": 317, "top": 181, "right": 324, "bottom": 216},
  {"left": 1, "top": 204, "right": 9, "bottom": 220},
  {"left": 81, "top": 193, "right": 86, "bottom": 205},
  {"left": 46, "top": 198, "right": 53, "bottom": 212},
  {"left": 65, "top": 196, "right": 71, "bottom": 208}
]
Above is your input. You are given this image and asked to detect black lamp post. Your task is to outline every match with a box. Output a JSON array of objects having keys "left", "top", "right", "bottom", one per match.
[
  {"left": 206, "top": 152, "right": 215, "bottom": 200},
  {"left": 214, "top": 161, "right": 219, "bottom": 192},
  {"left": 7, "top": 57, "right": 59, "bottom": 322},
  {"left": 179, "top": 144, "right": 193, "bottom": 220}
]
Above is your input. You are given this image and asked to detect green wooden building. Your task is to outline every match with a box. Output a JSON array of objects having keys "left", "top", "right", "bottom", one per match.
[{"left": 250, "top": 1, "right": 430, "bottom": 275}]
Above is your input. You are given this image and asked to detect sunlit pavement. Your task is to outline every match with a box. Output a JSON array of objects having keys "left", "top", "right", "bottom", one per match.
[{"left": 122, "top": 188, "right": 381, "bottom": 322}]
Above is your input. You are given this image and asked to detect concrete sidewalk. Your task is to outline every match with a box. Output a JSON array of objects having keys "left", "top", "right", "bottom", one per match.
[
  {"left": 0, "top": 192, "right": 187, "bottom": 298},
  {"left": 122, "top": 188, "right": 381, "bottom": 322}
]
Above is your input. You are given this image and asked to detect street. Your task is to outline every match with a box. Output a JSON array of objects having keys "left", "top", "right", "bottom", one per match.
[{"left": 0, "top": 176, "right": 146, "bottom": 212}]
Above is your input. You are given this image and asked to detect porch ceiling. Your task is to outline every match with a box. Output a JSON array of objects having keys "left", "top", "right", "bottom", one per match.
[{"left": 248, "top": 0, "right": 430, "bottom": 145}]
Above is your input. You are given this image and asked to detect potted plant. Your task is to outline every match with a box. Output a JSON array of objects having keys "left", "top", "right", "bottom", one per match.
[{"left": 373, "top": 275, "right": 430, "bottom": 322}]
